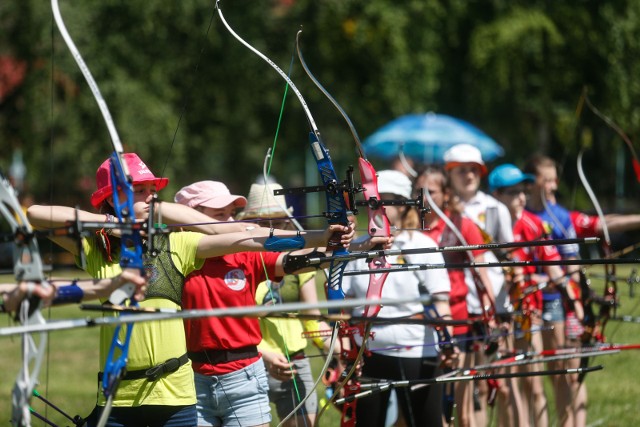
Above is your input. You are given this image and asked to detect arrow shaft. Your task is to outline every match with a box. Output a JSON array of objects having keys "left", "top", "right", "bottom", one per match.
[
  {"left": 0, "top": 295, "right": 432, "bottom": 336},
  {"left": 344, "top": 258, "right": 640, "bottom": 276},
  {"left": 335, "top": 366, "right": 603, "bottom": 405}
]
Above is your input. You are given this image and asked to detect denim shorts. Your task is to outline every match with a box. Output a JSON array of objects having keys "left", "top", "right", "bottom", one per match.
[
  {"left": 542, "top": 295, "right": 565, "bottom": 322},
  {"left": 85, "top": 404, "right": 197, "bottom": 427},
  {"left": 194, "top": 358, "right": 271, "bottom": 427},
  {"left": 268, "top": 357, "right": 317, "bottom": 419}
]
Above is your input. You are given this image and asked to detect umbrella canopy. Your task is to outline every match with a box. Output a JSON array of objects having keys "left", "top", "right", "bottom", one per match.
[{"left": 363, "top": 113, "right": 504, "bottom": 164}]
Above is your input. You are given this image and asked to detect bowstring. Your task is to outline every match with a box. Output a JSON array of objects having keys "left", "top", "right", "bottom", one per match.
[
  {"left": 42, "top": 9, "right": 58, "bottom": 424},
  {"left": 42, "top": 12, "right": 54, "bottom": 424},
  {"left": 259, "top": 47, "right": 308, "bottom": 424}
]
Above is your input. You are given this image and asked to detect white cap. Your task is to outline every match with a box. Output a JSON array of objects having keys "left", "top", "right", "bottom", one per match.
[
  {"left": 443, "top": 144, "right": 487, "bottom": 175},
  {"left": 377, "top": 170, "right": 413, "bottom": 199}
]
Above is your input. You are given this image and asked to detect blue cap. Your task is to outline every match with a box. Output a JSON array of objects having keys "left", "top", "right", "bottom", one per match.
[{"left": 488, "top": 164, "right": 534, "bottom": 193}]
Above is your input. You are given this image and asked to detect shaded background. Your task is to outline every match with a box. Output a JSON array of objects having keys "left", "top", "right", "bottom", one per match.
[{"left": 1, "top": 0, "right": 639, "bottom": 240}]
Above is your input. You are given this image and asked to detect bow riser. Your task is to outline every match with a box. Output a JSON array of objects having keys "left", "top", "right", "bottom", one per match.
[
  {"left": 108, "top": 154, "right": 144, "bottom": 272},
  {"left": 357, "top": 158, "right": 390, "bottom": 238},
  {"left": 356, "top": 158, "right": 391, "bottom": 318},
  {"left": 340, "top": 382, "right": 361, "bottom": 427},
  {"left": 310, "top": 135, "right": 350, "bottom": 227},
  {"left": 307, "top": 132, "right": 352, "bottom": 309}
]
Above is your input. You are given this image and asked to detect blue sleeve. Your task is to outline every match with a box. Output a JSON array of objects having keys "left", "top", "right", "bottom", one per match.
[{"left": 554, "top": 206, "right": 579, "bottom": 257}]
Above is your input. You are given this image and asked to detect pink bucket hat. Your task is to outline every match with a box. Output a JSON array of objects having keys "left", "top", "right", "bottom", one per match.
[
  {"left": 90, "top": 153, "right": 169, "bottom": 208},
  {"left": 174, "top": 181, "right": 247, "bottom": 209}
]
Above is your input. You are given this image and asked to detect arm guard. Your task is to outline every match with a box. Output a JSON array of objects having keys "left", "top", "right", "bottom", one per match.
[{"left": 282, "top": 250, "right": 326, "bottom": 274}]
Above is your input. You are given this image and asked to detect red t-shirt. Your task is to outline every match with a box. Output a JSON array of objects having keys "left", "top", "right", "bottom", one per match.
[
  {"left": 570, "top": 211, "right": 600, "bottom": 239},
  {"left": 423, "top": 212, "right": 485, "bottom": 335},
  {"left": 182, "top": 251, "right": 281, "bottom": 375},
  {"left": 512, "top": 211, "right": 561, "bottom": 310}
]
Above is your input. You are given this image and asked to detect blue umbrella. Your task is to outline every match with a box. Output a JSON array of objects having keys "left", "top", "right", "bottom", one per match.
[{"left": 363, "top": 113, "right": 504, "bottom": 164}]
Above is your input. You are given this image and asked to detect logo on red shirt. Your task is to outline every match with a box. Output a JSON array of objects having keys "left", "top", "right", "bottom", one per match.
[{"left": 225, "top": 269, "right": 247, "bottom": 291}]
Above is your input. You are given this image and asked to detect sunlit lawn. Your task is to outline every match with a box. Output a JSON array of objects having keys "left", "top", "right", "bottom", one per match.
[{"left": 1, "top": 266, "right": 639, "bottom": 426}]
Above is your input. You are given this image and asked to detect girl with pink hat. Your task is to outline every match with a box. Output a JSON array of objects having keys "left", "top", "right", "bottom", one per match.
[
  {"left": 27, "top": 154, "right": 353, "bottom": 427},
  {"left": 173, "top": 180, "right": 342, "bottom": 427}
]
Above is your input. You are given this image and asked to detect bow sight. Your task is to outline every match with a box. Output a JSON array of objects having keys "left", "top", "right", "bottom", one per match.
[{"left": 274, "top": 165, "right": 429, "bottom": 229}]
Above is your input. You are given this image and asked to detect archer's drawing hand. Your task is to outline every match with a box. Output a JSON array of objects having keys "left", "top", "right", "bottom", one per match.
[
  {"left": 440, "top": 345, "right": 460, "bottom": 370},
  {"left": 109, "top": 269, "right": 148, "bottom": 301},
  {"left": 263, "top": 351, "right": 297, "bottom": 381}
]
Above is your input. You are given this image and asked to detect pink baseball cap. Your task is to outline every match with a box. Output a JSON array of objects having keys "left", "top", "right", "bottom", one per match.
[
  {"left": 90, "top": 153, "right": 169, "bottom": 208},
  {"left": 174, "top": 181, "right": 247, "bottom": 209}
]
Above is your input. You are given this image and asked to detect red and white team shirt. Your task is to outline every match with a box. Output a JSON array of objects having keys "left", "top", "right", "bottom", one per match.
[
  {"left": 182, "top": 251, "right": 281, "bottom": 375},
  {"left": 512, "top": 210, "right": 561, "bottom": 311},
  {"left": 570, "top": 211, "right": 600, "bottom": 239},
  {"left": 424, "top": 211, "right": 485, "bottom": 336}
]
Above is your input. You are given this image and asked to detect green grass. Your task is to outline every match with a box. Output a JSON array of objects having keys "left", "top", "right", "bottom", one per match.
[
  {"left": 0, "top": 304, "right": 100, "bottom": 425},
  {"left": 1, "top": 267, "right": 639, "bottom": 426}
]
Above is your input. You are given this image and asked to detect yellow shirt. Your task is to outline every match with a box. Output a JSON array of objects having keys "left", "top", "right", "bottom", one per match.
[
  {"left": 82, "top": 232, "right": 204, "bottom": 407},
  {"left": 255, "top": 271, "right": 316, "bottom": 355}
]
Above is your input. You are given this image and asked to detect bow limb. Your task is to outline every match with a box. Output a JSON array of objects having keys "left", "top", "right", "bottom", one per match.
[
  {"left": 294, "top": 30, "right": 392, "bottom": 317},
  {"left": 295, "top": 31, "right": 391, "bottom": 427},
  {"left": 315, "top": 324, "right": 371, "bottom": 427},
  {"left": 216, "top": 2, "right": 351, "bottom": 293},
  {"left": 579, "top": 90, "right": 640, "bottom": 343},
  {"left": 215, "top": 5, "right": 352, "bottom": 425},
  {"left": 0, "top": 173, "right": 49, "bottom": 427},
  {"left": 582, "top": 90, "right": 640, "bottom": 184},
  {"left": 423, "top": 303, "right": 456, "bottom": 424},
  {"left": 51, "top": 0, "right": 126, "bottom": 162},
  {"left": 398, "top": 145, "right": 419, "bottom": 178},
  {"left": 577, "top": 151, "right": 611, "bottom": 247},
  {"left": 577, "top": 150, "right": 616, "bottom": 332},
  {"left": 51, "top": 1, "right": 145, "bottom": 423},
  {"left": 576, "top": 150, "right": 616, "bottom": 386}
]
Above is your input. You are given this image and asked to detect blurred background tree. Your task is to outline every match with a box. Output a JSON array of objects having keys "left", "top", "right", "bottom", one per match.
[{"left": 1, "top": 0, "right": 639, "bottom": 216}]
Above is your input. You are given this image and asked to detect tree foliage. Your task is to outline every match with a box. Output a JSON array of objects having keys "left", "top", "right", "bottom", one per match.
[{"left": 1, "top": 0, "right": 639, "bottom": 212}]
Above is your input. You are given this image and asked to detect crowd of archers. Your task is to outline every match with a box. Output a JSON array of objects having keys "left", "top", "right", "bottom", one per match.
[
  {"left": 5, "top": 1, "right": 640, "bottom": 426},
  {"left": 2, "top": 143, "right": 639, "bottom": 427}
]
